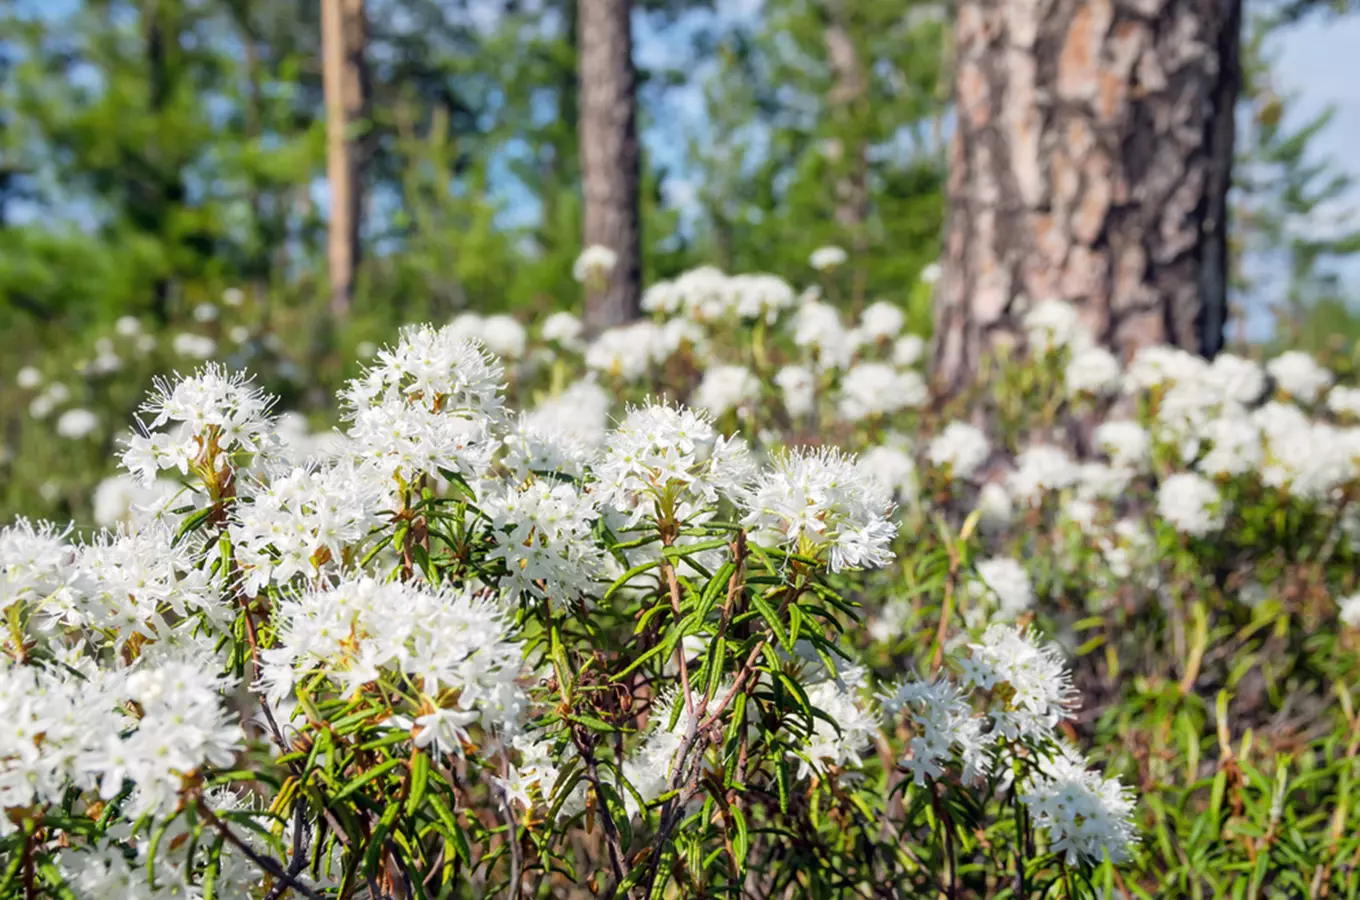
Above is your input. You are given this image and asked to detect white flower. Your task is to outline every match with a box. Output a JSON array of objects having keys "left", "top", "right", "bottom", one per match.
[
  {"left": 263, "top": 576, "right": 526, "bottom": 742},
  {"left": 55, "top": 408, "right": 99, "bottom": 439},
  {"left": 222, "top": 287, "right": 245, "bottom": 306},
  {"left": 927, "top": 422, "right": 990, "bottom": 480},
  {"left": 793, "top": 299, "right": 857, "bottom": 371},
  {"left": 742, "top": 446, "right": 896, "bottom": 573},
  {"left": 1206, "top": 353, "right": 1267, "bottom": 405},
  {"left": 572, "top": 245, "right": 618, "bottom": 284},
  {"left": 16, "top": 366, "right": 43, "bottom": 389},
  {"left": 693, "top": 365, "right": 759, "bottom": 418},
  {"left": 729, "top": 273, "right": 797, "bottom": 322},
  {"left": 449, "top": 313, "right": 527, "bottom": 360},
  {"left": 881, "top": 676, "right": 993, "bottom": 787},
  {"left": 172, "top": 333, "right": 217, "bottom": 359},
  {"left": 347, "top": 323, "right": 506, "bottom": 418},
  {"left": 1065, "top": 346, "right": 1121, "bottom": 396},
  {"left": 892, "top": 334, "right": 926, "bottom": 367},
  {"left": 341, "top": 325, "right": 505, "bottom": 488},
  {"left": 541, "top": 312, "right": 585, "bottom": 349},
  {"left": 859, "top": 302, "right": 905, "bottom": 341},
  {"left": 1007, "top": 445, "right": 1076, "bottom": 506},
  {"left": 968, "top": 557, "right": 1034, "bottom": 620},
  {"left": 919, "top": 262, "right": 942, "bottom": 285},
  {"left": 1339, "top": 592, "right": 1360, "bottom": 628},
  {"left": 1267, "top": 351, "right": 1332, "bottom": 403},
  {"left": 71, "top": 524, "right": 228, "bottom": 642},
  {"left": 1024, "top": 300, "right": 1088, "bottom": 352},
  {"left": 230, "top": 462, "right": 384, "bottom": 593},
  {"left": 861, "top": 443, "right": 918, "bottom": 505},
  {"left": 587, "top": 321, "right": 700, "bottom": 380},
  {"left": 976, "top": 482, "right": 1013, "bottom": 532},
  {"left": 115, "top": 316, "right": 142, "bottom": 337},
  {"left": 1075, "top": 462, "right": 1133, "bottom": 501},
  {"left": 1124, "top": 345, "right": 1207, "bottom": 393},
  {"left": 1328, "top": 385, "right": 1360, "bottom": 418},
  {"left": 30, "top": 382, "right": 70, "bottom": 420},
  {"left": 838, "top": 363, "right": 927, "bottom": 422},
  {"left": 961, "top": 624, "right": 1077, "bottom": 742},
  {"left": 1260, "top": 422, "right": 1357, "bottom": 502},
  {"left": 809, "top": 245, "right": 848, "bottom": 271},
  {"left": 595, "top": 401, "right": 754, "bottom": 528},
  {"left": 1021, "top": 743, "right": 1136, "bottom": 865},
  {"left": 0, "top": 518, "right": 74, "bottom": 613},
  {"left": 797, "top": 669, "right": 878, "bottom": 779},
  {"left": 522, "top": 378, "right": 610, "bottom": 452},
  {"left": 122, "top": 364, "right": 276, "bottom": 486},
  {"left": 91, "top": 475, "right": 182, "bottom": 529},
  {"left": 483, "top": 479, "right": 606, "bottom": 608},
  {"left": 1157, "top": 473, "right": 1224, "bottom": 537},
  {"left": 1196, "top": 416, "right": 1262, "bottom": 477},
  {"left": 482, "top": 314, "right": 528, "bottom": 360},
  {"left": 192, "top": 302, "right": 219, "bottom": 323},
  {"left": 774, "top": 365, "right": 817, "bottom": 418},
  {"left": 1093, "top": 421, "right": 1150, "bottom": 470}
]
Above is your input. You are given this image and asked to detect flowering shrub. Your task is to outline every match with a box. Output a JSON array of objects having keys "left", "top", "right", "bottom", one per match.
[{"left": 3, "top": 253, "right": 1360, "bottom": 896}]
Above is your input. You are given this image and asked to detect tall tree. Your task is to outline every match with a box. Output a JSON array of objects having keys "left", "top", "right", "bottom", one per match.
[
  {"left": 321, "top": 0, "right": 367, "bottom": 318},
  {"left": 824, "top": 0, "right": 869, "bottom": 305},
  {"left": 578, "top": 0, "right": 642, "bottom": 335},
  {"left": 933, "top": 0, "right": 1243, "bottom": 391}
]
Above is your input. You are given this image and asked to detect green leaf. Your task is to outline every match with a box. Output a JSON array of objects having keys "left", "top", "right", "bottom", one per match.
[
  {"left": 331, "top": 757, "right": 406, "bottom": 803},
  {"left": 405, "top": 751, "right": 430, "bottom": 818}
]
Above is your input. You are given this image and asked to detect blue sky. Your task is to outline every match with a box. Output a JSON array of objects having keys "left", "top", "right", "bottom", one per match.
[{"left": 1240, "top": 12, "right": 1360, "bottom": 337}]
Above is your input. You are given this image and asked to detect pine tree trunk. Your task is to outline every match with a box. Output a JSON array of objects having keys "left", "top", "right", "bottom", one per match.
[
  {"left": 321, "top": 0, "right": 366, "bottom": 320},
  {"left": 933, "top": 0, "right": 1241, "bottom": 391},
  {"left": 578, "top": 0, "right": 642, "bottom": 336},
  {"left": 825, "top": 0, "right": 869, "bottom": 309}
]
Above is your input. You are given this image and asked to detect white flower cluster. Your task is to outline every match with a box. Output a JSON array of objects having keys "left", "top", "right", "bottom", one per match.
[
  {"left": 594, "top": 401, "right": 754, "bottom": 528},
  {"left": 642, "top": 266, "right": 796, "bottom": 324},
  {"left": 483, "top": 478, "right": 606, "bottom": 608},
  {"left": 1, "top": 658, "right": 241, "bottom": 828},
  {"left": 342, "top": 324, "right": 505, "bottom": 490},
  {"left": 572, "top": 244, "right": 618, "bottom": 285},
  {"left": 1021, "top": 743, "right": 1137, "bottom": 865},
  {"left": 882, "top": 625, "right": 1132, "bottom": 865},
  {"left": 449, "top": 311, "right": 528, "bottom": 360},
  {"left": 928, "top": 421, "right": 990, "bottom": 480},
  {"left": 122, "top": 364, "right": 276, "bottom": 485},
  {"left": 838, "top": 362, "right": 927, "bottom": 422},
  {"left": 742, "top": 446, "right": 896, "bottom": 572},
  {"left": 967, "top": 556, "right": 1034, "bottom": 620},
  {"left": 693, "top": 364, "right": 760, "bottom": 418},
  {"left": 230, "top": 461, "right": 384, "bottom": 592},
  {"left": 263, "top": 576, "right": 527, "bottom": 751},
  {"left": 1156, "top": 472, "right": 1224, "bottom": 537},
  {"left": 798, "top": 667, "right": 880, "bottom": 778}
]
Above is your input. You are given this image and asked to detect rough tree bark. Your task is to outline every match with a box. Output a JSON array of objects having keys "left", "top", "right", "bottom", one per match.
[
  {"left": 933, "top": 0, "right": 1242, "bottom": 391},
  {"left": 578, "top": 0, "right": 642, "bottom": 336},
  {"left": 321, "top": 0, "right": 367, "bottom": 319}
]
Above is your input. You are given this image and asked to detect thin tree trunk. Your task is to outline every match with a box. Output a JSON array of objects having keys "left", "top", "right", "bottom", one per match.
[
  {"left": 578, "top": 0, "right": 642, "bottom": 336},
  {"left": 321, "top": 0, "right": 366, "bottom": 319},
  {"left": 933, "top": 0, "right": 1241, "bottom": 393},
  {"left": 142, "top": 0, "right": 182, "bottom": 326},
  {"left": 825, "top": 0, "right": 869, "bottom": 309}
]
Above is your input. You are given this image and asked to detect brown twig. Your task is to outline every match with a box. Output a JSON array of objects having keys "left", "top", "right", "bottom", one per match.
[{"left": 196, "top": 800, "right": 323, "bottom": 900}]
